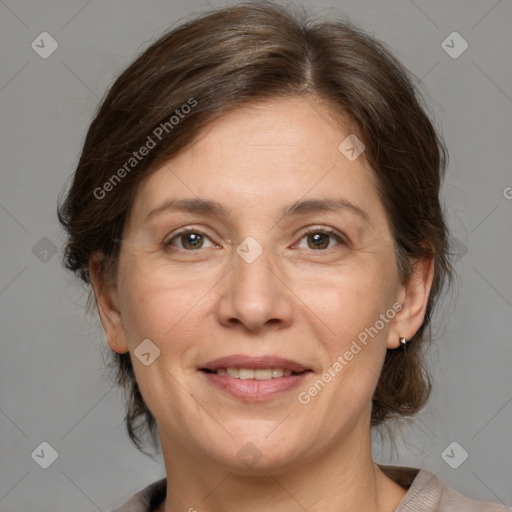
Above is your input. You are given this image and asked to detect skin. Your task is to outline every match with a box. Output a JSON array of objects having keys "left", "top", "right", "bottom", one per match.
[{"left": 90, "top": 96, "right": 434, "bottom": 512}]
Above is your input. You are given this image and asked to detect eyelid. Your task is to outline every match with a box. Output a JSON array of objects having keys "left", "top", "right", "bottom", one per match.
[
  {"left": 163, "top": 225, "right": 220, "bottom": 249},
  {"left": 163, "top": 224, "right": 348, "bottom": 251},
  {"left": 293, "top": 225, "right": 348, "bottom": 246}
]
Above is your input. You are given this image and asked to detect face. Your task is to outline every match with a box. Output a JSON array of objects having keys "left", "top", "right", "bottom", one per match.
[{"left": 92, "top": 96, "right": 432, "bottom": 473}]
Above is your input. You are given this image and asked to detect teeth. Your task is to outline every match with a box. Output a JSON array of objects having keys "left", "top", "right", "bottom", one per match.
[
  {"left": 215, "top": 368, "right": 294, "bottom": 379},
  {"left": 255, "top": 369, "right": 272, "bottom": 380},
  {"left": 239, "top": 368, "right": 255, "bottom": 380},
  {"left": 226, "top": 367, "right": 239, "bottom": 378}
]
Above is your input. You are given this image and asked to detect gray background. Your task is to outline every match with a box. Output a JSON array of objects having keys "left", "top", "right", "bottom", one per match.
[{"left": 1, "top": 0, "right": 511, "bottom": 510}]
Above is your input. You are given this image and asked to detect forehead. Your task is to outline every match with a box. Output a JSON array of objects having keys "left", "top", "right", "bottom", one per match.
[{"left": 127, "top": 96, "right": 384, "bottom": 228}]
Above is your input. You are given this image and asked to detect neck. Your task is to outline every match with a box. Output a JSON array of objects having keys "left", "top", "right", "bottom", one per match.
[{"left": 158, "top": 419, "right": 406, "bottom": 512}]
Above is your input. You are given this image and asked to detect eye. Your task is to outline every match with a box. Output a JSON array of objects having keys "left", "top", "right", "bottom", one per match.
[
  {"left": 163, "top": 229, "right": 217, "bottom": 251},
  {"left": 293, "top": 228, "right": 346, "bottom": 250}
]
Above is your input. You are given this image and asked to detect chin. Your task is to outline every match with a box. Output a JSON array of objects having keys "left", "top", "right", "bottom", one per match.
[{"left": 206, "top": 423, "right": 309, "bottom": 473}]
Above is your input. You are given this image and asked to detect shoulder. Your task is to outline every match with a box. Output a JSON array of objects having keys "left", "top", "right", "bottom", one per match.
[
  {"left": 109, "top": 478, "right": 167, "bottom": 512},
  {"left": 379, "top": 464, "right": 511, "bottom": 512},
  {"left": 108, "top": 469, "right": 511, "bottom": 512}
]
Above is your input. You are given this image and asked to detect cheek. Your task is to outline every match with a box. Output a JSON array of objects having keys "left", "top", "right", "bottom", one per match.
[
  {"left": 117, "top": 260, "right": 211, "bottom": 347},
  {"left": 116, "top": 267, "right": 212, "bottom": 418},
  {"left": 298, "top": 261, "right": 394, "bottom": 345},
  {"left": 301, "top": 274, "right": 393, "bottom": 419}
]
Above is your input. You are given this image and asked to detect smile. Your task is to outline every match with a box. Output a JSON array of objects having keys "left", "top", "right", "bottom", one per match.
[
  {"left": 205, "top": 367, "right": 296, "bottom": 379},
  {"left": 198, "top": 355, "right": 313, "bottom": 401}
]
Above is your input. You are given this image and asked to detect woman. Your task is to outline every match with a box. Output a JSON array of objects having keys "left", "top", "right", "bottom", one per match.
[{"left": 57, "top": 2, "right": 509, "bottom": 511}]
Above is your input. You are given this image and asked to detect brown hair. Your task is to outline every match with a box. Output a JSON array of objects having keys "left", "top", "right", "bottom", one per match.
[{"left": 58, "top": 1, "right": 454, "bottom": 454}]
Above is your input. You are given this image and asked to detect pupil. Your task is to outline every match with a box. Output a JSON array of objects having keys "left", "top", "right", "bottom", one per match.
[
  {"left": 309, "top": 233, "right": 328, "bottom": 249},
  {"left": 184, "top": 233, "right": 202, "bottom": 249}
]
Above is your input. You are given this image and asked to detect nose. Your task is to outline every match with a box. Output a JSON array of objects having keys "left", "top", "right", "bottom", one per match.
[{"left": 216, "top": 241, "right": 294, "bottom": 333}]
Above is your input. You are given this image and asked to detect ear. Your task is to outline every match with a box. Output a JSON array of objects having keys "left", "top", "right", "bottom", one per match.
[
  {"left": 387, "top": 256, "right": 435, "bottom": 349},
  {"left": 89, "top": 251, "right": 129, "bottom": 354}
]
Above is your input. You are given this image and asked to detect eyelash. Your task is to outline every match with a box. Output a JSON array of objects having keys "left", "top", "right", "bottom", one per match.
[
  {"left": 294, "top": 227, "right": 347, "bottom": 250},
  {"left": 162, "top": 226, "right": 347, "bottom": 252}
]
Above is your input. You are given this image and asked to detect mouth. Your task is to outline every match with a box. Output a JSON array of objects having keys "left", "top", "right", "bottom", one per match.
[
  {"left": 201, "top": 367, "right": 303, "bottom": 379},
  {"left": 198, "top": 355, "right": 313, "bottom": 401}
]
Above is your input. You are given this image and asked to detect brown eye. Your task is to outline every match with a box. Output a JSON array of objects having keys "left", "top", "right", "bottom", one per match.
[
  {"left": 294, "top": 228, "right": 345, "bottom": 251},
  {"left": 180, "top": 232, "right": 204, "bottom": 250},
  {"left": 164, "top": 230, "right": 214, "bottom": 250},
  {"left": 307, "top": 233, "right": 330, "bottom": 250}
]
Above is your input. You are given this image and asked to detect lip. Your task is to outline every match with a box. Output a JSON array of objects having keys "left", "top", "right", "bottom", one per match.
[
  {"left": 198, "top": 354, "right": 312, "bottom": 402},
  {"left": 199, "top": 355, "right": 310, "bottom": 373},
  {"left": 201, "top": 371, "right": 311, "bottom": 402}
]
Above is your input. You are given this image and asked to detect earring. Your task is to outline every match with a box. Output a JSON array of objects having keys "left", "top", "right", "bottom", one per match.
[{"left": 399, "top": 337, "right": 408, "bottom": 350}]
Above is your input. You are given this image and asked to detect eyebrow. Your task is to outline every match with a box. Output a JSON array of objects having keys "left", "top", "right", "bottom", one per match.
[
  {"left": 280, "top": 198, "right": 370, "bottom": 224},
  {"left": 144, "top": 197, "right": 370, "bottom": 224},
  {"left": 145, "top": 198, "right": 230, "bottom": 223}
]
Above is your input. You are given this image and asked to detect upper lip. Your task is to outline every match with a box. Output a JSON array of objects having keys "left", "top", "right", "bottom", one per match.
[{"left": 199, "top": 355, "right": 310, "bottom": 373}]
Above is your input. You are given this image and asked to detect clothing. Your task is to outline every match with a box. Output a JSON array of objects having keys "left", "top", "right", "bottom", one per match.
[{"left": 110, "top": 464, "right": 511, "bottom": 511}]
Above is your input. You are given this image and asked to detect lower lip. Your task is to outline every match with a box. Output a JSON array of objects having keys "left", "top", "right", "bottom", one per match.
[{"left": 200, "top": 371, "right": 311, "bottom": 401}]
